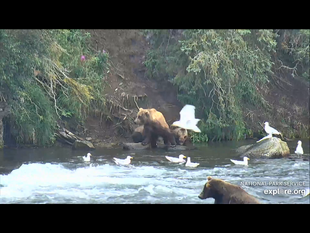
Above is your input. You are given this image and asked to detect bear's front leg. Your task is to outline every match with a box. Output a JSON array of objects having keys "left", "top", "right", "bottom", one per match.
[
  {"left": 163, "top": 136, "right": 176, "bottom": 148},
  {"left": 168, "top": 133, "right": 177, "bottom": 148},
  {"left": 150, "top": 133, "right": 158, "bottom": 148},
  {"left": 141, "top": 138, "right": 149, "bottom": 146},
  {"left": 141, "top": 125, "right": 152, "bottom": 146},
  {"left": 141, "top": 134, "right": 152, "bottom": 145}
]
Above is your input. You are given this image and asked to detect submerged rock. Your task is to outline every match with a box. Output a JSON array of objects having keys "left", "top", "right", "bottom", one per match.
[
  {"left": 73, "top": 139, "right": 95, "bottom": 150},
  {"left": 237, "top": 137, "right": 290, "bottom": 158},
  {"left": 94, "top": 141, "right": 119, "bottom": 149},
  {"left": 122, "top": 142, "right": 196, "bottom": 151}
]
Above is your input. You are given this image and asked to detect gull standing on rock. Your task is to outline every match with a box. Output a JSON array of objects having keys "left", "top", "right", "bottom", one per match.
[
  {"left": 83, "top": 153, "right": 92, "bottom": 162},
  {"left": 230, "top": 157, "right": 250, "bottom": 166},
  {"left": 185, "top": 157, "right": 200, "bottom": 168},
  {"left": 294, "top": 140, "right": 304, "bottom": 157},
  {"left": 165, "top": 154, "right": 186, "bottom": 163},
  {"left": 113, "top": 156, "right": 133, "bottom": 165},
  {"left": 264, "top": 122, "right": 282, "bottom": 136},
  {"left": 257, "top": 122, "right": 282, "bottom": 143},
  {"left": 171, "top": 104, "right": 201, "bottom": 133}
]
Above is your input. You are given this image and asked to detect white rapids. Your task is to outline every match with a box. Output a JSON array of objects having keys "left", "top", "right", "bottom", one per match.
[
  {"left": 0, "top": 162, "right": 209, "bottom": 204},
  {"left": 0, "top": 142, "right": 308, "bottom": 204}
]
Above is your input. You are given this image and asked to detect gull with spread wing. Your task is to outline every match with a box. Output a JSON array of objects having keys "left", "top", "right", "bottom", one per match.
[{"left": 171, "top": 104, "right": 201, "bottom": 133}]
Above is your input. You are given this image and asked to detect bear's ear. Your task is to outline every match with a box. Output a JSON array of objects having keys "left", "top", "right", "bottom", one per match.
[
  {"left": 207, "top": 176, "right": 212, "bottom": 181},
  {"left": 139, "top": 108, "right": 143, "bottom": 111}
]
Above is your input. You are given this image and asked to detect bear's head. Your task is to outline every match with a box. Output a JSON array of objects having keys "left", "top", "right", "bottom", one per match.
[
  {"left": 173, "top": 127, "right": 188, "bottom": 145},
  {"left": 134, "top": 108, "right": 151, "bottom": 125},
  {"left": 198, "top": 176, "right": 221, "bottom": 200}
]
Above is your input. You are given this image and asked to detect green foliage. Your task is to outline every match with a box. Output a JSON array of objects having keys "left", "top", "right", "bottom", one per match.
[
  {"left": 144, "top": 29, "right": 278, "bottom": 141},
  {"left": 191, "top": 133, "right": 209, "bottom": 143},
  {"left": 190, "top": 120, "right": 209, "bottom": 143},
  {"left": 9, "top": 80, "right": 56, "bottom": 145},
  {"left": 143, "top": 30, "right": 188, "bottom": 81},
  {"left": 0, "top": 29, "right": 109, "bottom": 146}
]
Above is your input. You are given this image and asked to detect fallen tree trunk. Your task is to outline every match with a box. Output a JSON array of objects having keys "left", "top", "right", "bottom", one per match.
[
  {"left": 122, "top": 142, "right": 197, "bottom": 151},
  {"left": 55, "top": 127, "right": 95, "bottom": 150}
]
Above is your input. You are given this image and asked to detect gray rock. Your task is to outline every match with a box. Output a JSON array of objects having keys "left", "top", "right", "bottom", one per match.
[
  {"left": 237, "top": 137, "right": 290, "bottom": 158},
  {"left": 73, "top": 139, "right": 95, "bottom": 150},
  {"left": 94, "top": 141, "right": 119, "bottom": 149}
]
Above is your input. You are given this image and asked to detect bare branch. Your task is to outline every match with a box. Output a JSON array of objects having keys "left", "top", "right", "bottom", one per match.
[
  {"left": 133, "top": 96, "right": 140, "bottom": 110},
  {"left": 275, "top": 59, "right": 299, "bottom": 77}
]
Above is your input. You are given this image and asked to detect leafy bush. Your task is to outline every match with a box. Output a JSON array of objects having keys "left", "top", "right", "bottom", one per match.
[
  {"left": 0, "top": 29, "right": 109, "bottom": 146},
  {"left": 144, "top": 29, "right": 278, "bottom": 141}
]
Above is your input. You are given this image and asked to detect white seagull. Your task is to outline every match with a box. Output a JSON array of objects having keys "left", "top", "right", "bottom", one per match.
[
  {"left": 171, "top": 104, "right": 201, "bottom": 133},
  {"left": 165, "top": 154, "right": 186, "bottom": 163},
  {"left": 83, "top": 153, "right": 92, "bottom": 162},
  {"left": 264, "top": 122, "right": 281, "bottom": 136},
  {"left": 185, "top": 157, "right": 200, "bottom": 168},
  {"left": 113, "top": 156, "right": 133, "bottom": 165},
  {"left": 230, "top": 157, "right": 250, "bottom": 166},
  {"left": 294, "top": 140, "right": 304, "bottom": 157}
]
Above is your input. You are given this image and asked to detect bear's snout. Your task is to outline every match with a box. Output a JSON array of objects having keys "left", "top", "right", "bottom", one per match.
[
  {"left": 198, "top": 184, "right": 209, "bottom": 199},
  {"left": 198, "top": 192, "right": 205, "bottom": 199}
]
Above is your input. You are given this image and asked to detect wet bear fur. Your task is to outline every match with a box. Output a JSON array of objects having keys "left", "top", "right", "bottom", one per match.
[
  {"left": 134, "top": 108, "right": 176, "bottom": 148},
  {"left": 132, "top": 125, "right": 190, "bottom": 146},
  {"left": 132, "top": 125, "right": 145, "bottom": 143},
  {"left": 198, "top": 176, "right": 260, "bottom": 204}
]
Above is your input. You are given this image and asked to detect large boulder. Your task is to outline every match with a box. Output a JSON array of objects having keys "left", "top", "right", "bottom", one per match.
[{"left": 236, "top": 137, "right": 290, "bottom": 158}]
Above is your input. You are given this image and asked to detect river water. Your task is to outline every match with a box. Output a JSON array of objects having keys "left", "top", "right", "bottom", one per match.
[{"left": 0, "top": 139, "right": 309, "bottom": 204}]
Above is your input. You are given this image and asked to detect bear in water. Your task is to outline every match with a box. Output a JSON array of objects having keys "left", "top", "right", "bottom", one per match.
[{"left": 198, "top": 176, "right": 260, "bottom": 204}]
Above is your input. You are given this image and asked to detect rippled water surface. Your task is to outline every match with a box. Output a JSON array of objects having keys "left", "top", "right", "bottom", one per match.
[{"left": 0, "top": 139, "right": 309, "bottom": 204}]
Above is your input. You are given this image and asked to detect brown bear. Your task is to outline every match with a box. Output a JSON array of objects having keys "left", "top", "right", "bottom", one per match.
[
  {"left": 134, "top": 108, "right": 176, "bottom": 148},
  {"left": 170, "top": 126, "right": 191, "bottom": 146},
  {"left": 198, "top": 176, "right": 260, "bottom": 204},
  {"left": 132, "top": 124, "right": 190, "bottom": 146},
  {"left": 132, "top": 125, "right": 145, "bottom": 143}
]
